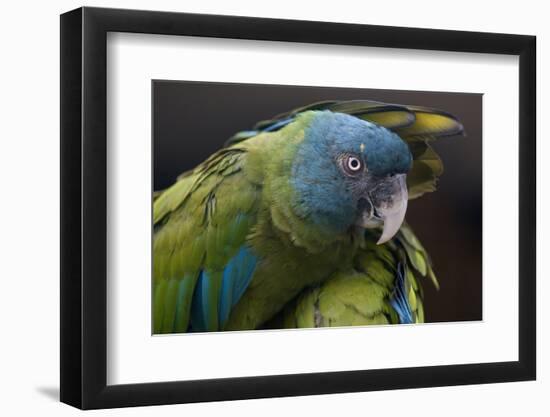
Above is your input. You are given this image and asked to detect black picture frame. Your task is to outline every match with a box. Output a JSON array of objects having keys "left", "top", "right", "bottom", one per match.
[{"left": 60, "top": 6, "right": 536, "bottom": 410}]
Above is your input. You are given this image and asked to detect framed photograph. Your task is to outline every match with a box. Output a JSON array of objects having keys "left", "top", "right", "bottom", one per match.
[{"left": 60, "top": 6, "right": 536, "bottom": 409}]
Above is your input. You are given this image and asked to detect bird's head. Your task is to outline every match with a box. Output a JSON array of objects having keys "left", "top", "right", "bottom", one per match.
[{"left": 290, "top": 111, "right": 412, "bottom": 244}]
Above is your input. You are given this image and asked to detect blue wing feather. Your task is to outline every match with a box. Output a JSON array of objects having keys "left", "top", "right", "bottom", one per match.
[
  {"left": 225, "top": 117, "right": 295, "bottom": 146},
  {"left": 191, "top": 246, "right": 258, "bottom": 332},
  {"left": 233, "top": 247, "right": 257, "bottom": 302},
  {"left": 190, "top": 270, "right": 210, "bottom": 332},
  {"left": 218, "top": 264, "right": 235, "bottom": 328},
  {"left": 262, "top": 118, "right": 293, "bottom": 132},
  {"left": 389, "top": 263, "right": 414, "bottom": 324}
]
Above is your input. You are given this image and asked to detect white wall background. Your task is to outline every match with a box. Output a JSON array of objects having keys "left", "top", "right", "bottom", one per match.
[{"left": 0, "top": 0, "right": 546, "bottom": 415}]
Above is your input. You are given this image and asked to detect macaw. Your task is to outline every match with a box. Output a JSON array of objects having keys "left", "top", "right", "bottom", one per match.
[{"left": 153, "top": 100, "right": 463, "bottom": 333}]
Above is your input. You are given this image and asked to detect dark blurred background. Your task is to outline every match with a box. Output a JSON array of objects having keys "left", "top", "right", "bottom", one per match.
[{"left": 153, "top": 80, "right": 482, "bottom": 323}]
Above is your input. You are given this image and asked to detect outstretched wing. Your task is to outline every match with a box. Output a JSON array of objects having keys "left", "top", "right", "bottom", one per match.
[
  {"left": 153, "top": 147, "right": 261, "bottom": 334},
  {"left": 226, "top": 100, "right": 464, "bottom": 200},
  {"left": 271, "top": 223, "right": 436, "bottom": 328}
]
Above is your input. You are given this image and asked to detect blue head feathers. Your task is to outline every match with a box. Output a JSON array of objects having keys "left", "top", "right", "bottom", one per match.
[{"left": 290, "top": 111, "right": 412, "bottom": 234}]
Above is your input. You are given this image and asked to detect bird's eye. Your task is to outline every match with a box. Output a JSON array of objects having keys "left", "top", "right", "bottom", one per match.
[{"left": 341, "top": 154, "right": 364, "bottom": 176}]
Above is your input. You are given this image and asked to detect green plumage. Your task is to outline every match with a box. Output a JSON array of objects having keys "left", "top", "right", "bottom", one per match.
[
  {"left": 270, "top": 224, "right": 434, "bottom": 328},
  {"left": 153, "top": 100, "right": 463, "bottom": 333}
]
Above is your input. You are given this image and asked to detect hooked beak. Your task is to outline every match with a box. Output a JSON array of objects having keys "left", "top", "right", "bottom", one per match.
[{"left": 355, "top": 174, "right": 408, "bottom": 245}]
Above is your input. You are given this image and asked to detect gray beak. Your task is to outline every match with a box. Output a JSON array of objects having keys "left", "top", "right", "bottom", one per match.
[{"left": 355, "top": 174, "right": 408, "bottom": 245}]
